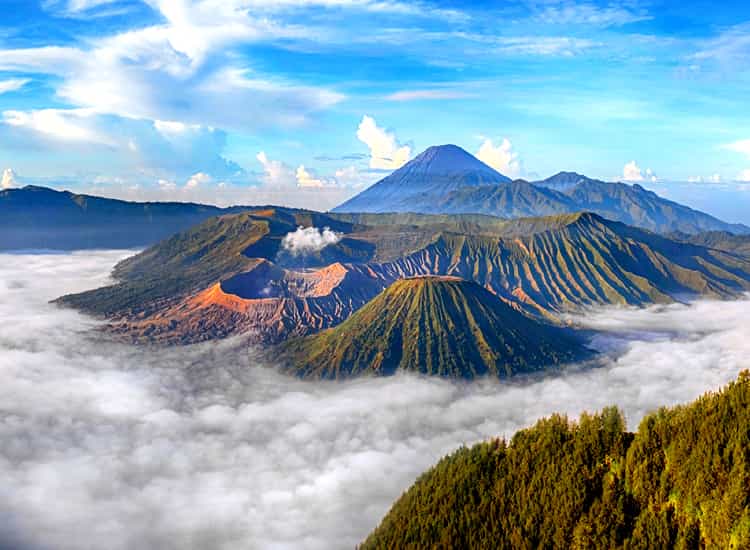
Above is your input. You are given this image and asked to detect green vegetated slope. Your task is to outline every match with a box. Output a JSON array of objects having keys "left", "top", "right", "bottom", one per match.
[
  {"left": 282, "top": 276, "right": 590, "bottom": 379},
  {"left": 56, "top": 211, "right": 273, "bottom": 316},
  {"left": 362, "top": 371, "right": 750, "bottom": 549},
  {"left": 367, "top": 212, "right": 750, "bottom": 319},
  {"left": 58, "top": 210, "right": 750, "bottom": 330},
  {"left": 55, "top": 207, "right": 367, "bottom": 315}
]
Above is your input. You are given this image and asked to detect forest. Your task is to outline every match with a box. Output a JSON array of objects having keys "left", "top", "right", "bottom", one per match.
[{"left": 362, "top": 371, "right": 750, "bottom": 549}]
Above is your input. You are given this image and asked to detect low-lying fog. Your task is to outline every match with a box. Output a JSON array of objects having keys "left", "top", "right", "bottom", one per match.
[{"left": 1, "top": 251, "right": 749, "bottom": 550}]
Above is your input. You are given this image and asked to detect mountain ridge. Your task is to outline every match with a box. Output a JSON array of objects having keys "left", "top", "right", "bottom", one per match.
[
  {"left": 280, "top": 276, "right": 591, "bottom": 379},
  {"left": 56, "top": 208, "right": 750, "bottom": 347},
  {"left": 333, "top": 146, "right": 749, "bottom": 235}
]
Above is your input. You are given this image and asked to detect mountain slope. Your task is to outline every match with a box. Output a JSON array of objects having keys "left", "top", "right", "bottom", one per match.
[
  {"left": 281, "top": 276, "right": 590, "bottom": 379},
  {"left": 417, "top": 180, "right": 576, "bottom": 218},
  {"left": 0, "top": 185, "right": 250, "bottom": 249},
  {"left": 333, "top": 144, "right": 511, "bottom": 213},
  {"left": 57, "top": 211, "right": 750, "bottom": 344},
  {"left": 540, "top": 173, "right": 750, "bottom": 235},
  {"left": 333, "top": 145, "right": 748, "bottom": 234},
  {"left": 362, "top": 371, "right": 750, "bottom": 549},
  {"left": 669, "top": 230, "right": 750, "bottom": 258}
]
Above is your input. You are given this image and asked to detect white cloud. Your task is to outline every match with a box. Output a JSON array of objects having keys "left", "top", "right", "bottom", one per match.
[
  {"left": 296, "top": 165, "right": 332, "bottom": 188},
  {"left": 692, "top": 22, "right": 750, "bottom": 68},
  {"left": 723, "top": 139, "right": 750, "bottom": 157},
  {"left": 257, "top": 151, "right": 296, "bottom": 187},
  {"left": 1, "top": 168, "right": 17, "bottom": 189},
  {"left": 532, "top": 1, "right": 651, "bottom": 27},
  {"left": 2, "top": 108, "right": 114, "bottom": 144},
  {"left": 153, "top": 119, "right": 201, "bottom": 136},
  {"left": 0, "top": 2, "right": 343, "bottom": 139},
  {"left": 157, "top": 178, "right": 178, "bottom": 190},
  {"left": 623, "top": 160, "right": 657, "bottom": 182},
  {"left": 356, "top": 115, "right": 411, "bottom": 170},
  {"left": 1, "top": 252, "right": 750, "bottom": 549},
  {"left": 495, "top": 36, "right": 599, "bottom": 57},
  {"left": 334, "top": 165, "right": 370, "bottom": 189},
  {"left": 184, "top": 172, "right": 212, "bottom": 189},
  {"left": 281, "top": 225, "right": 342, "bottom": 254},
  {"left": 0, "top": 78, "right": 29, "bottom": 95},
  {"left": 736, "top": 170, "right": 750, "bottom": 182},
  {"left": 476, "top": 138, "right": 522, "bottom": 177},
  {"left": 385, "top": 89, "right": 472, "bottom": 101}
]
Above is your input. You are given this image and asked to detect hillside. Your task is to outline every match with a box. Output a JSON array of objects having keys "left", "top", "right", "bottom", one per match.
[
  {"left": 669, "top": 230, "right": 750, "bottom": 258},
  {"left": 57, "top": 210, "right": 750, "bottom": 345},
  {"left": 362, "top": 371, "right": 750, "bottom": 549},
  {"left": 0, "top": 185, "right": 253, "bottom": 250},
  {"left": 281, "top": 276, "right": 590, "bottom": 379},
  {"left": 333, "top": 145, "right": 748, "bottom": 235}
]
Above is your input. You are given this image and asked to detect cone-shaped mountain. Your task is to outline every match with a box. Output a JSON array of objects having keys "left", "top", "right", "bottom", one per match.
[
  {"left": 281, "top": 276, "right": 590, "bottom": 379},
  {"left": 333, "top": 144, "right": 511, "bottom": 213}
]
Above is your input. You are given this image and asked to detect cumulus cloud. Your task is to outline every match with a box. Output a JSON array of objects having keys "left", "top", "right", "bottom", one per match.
[
  {"left": 256, "top": 151, "right": 296, "bottom": 188},
  {"left": 623, "top": 160, "right": 657, "bottom": 182},
  {"left": 1, "top": 168, "right": 17, "bottom": 189},
  {"left": 184, "top": 172, "right": 213, "bottom": 189},
  {"left": 281, "top": 226, "right": 342, "bottom": 255},
  {"left": 2, "top": 252, "right": 750, "bottom": 549},
  {"left": 296, "top": 165, "right": 332, "bottom": 188},
  {"left": 257, "top": 152, "right": 371, "bottom": 192},
  {"left": 356, "top": 115, "right": 411, "bottom": 170},
  {"left": 476, "top": 138, "right": 522, "bottom": 177},
  {"left": 736, "top": 170, "right": 750, "bottom": 182}
]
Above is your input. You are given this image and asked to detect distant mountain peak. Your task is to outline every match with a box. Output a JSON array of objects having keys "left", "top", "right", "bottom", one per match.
[
  {"left": 403, "top": 144, "right": 499, "bottom": 175},
  {"left": 332, "top": 144, "right": 511, "bottom": 213}
]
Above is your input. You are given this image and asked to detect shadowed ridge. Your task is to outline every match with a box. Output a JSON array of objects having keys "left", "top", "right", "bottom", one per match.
[{"left": 280, "top": 276, "right": 590, "bottom": 380}]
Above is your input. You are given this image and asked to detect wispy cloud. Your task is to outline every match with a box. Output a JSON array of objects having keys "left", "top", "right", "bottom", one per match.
[
  {"left": 529, "top": 0, "right": 651, "bottom": 28},
  {"left": 0, "top": 78, "right": 30, "bottom": 95},
  {"left": 691, "top": 22, "right": 750, "bottom": 67},
  {"left": 495, "top": 36, "right": 600, "bottom": 56},
  {"left": 385, "top": 89, "right": 474, "bottom": 101}
]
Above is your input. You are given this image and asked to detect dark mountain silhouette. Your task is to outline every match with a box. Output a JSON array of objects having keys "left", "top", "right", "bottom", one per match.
[{"left": 0, "top": 185, "right": 249, "bottom": 250}]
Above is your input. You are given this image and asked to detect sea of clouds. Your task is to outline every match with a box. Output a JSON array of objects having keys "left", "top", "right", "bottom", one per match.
[{"left": 1, "top": 251, "right": 749, "bottom": 550}]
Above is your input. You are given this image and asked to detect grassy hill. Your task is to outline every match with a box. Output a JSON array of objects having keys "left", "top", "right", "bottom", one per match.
[
  {"left": 362, "top": 371, "right": 750, "bottom": 549},
  {"left": 281, "top": 276, "right": 590, "bottom": 379}
]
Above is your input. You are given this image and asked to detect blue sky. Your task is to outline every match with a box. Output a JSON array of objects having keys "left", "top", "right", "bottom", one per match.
[{"left": 1, "top": 0, "right": 750, "bottom": 220}]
